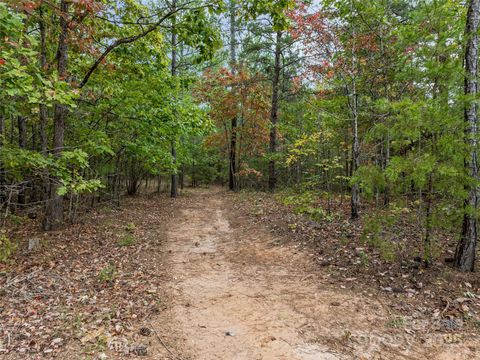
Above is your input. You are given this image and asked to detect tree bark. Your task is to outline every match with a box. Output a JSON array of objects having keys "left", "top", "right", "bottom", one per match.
[
  {"left": 37, "top": 3, "right": 50, "bottom": 210},
  {"left": 170, "top": 1, "right": 178, "bottom": 198},
  {"left": 0, "top": 115, "right": 5, "bottom": 205},
  {"left": 228, "top": 0, "right": 237, "bottom": 191},
  {"left": 229, "top": 116, "right": 237, "bottom": 191},
  {"left": 350, "top": 86, "right": 360, "bottom": 219},
  {"left": 171, "top": 142, "right": 177, "bottom": 198},
  {"left": 43, "top": 0, "right": 69, "bottom": 230},
  {"left": 455, "top": 0, "right": 480, "bottom": 271},
  {"left": 383, "top": 133, "right": 390, "bottom": 206},
  {"left": 350, "top": 0, "right": 360, "bottom": 220},
  {"left": 268, "top": 30, "right": 282, "bottom": 192},
  {"left": 180, "top": 166, "right": 184, "bottom": 190},
  {"left": 424, "top": 172, "right": 434, "bottom": 267},
  {"left": 17, "top": 116, "right": 27, "bottom": 206},
  {"left": 157, "top": 175, "right": 162, "bottom": 193},
  {"left": 39, "top": 3, "right": 48, "bottom": 153}
]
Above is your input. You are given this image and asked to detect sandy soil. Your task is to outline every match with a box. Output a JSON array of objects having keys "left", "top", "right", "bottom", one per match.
[{"left": 148, "top": 188, "right": 478, "bottom": 360}]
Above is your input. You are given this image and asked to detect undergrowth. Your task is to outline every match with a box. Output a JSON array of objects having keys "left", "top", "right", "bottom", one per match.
[{"left": 276, "top": 190, "right": 334, "bottom": 222}]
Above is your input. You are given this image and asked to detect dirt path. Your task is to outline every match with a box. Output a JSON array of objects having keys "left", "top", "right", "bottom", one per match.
[
  {"left": 164, "top": 190, "right": 340, "bottom": 359},
  {"left": 152, "top": 188, "right": 477, "bottom": 360}
]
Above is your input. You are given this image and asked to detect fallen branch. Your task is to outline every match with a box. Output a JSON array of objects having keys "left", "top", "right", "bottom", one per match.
[{"left": 4, "top": 270, "right": 40, "bottom": 289}]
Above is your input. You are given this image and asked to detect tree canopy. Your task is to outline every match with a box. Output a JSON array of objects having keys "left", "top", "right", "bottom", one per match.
[{"left": 1, "top": 0, "right": 480, "bottom": 272}]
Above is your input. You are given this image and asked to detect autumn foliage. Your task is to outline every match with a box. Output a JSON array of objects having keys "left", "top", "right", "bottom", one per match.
[{"left": 196, "top": 66, "right": 271, "bottom": 180}]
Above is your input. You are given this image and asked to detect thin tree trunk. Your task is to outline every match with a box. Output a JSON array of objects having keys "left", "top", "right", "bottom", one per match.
[
  {"left": 192, "top": 159, "right": 196, "bottom": 187},
  {"left": 170, "top": 0, "right": 178, "bottom": 198},
  {"left": 344, "top": 131, "right": 350, "bottom": 179},
  {"left": 44, "top": 0, "right": 68, "bottom": 230},
  {"left": 170, "top": 143, "right": 177, "bottom": 197},
  {"left": 228, "top": 0, "right": 237, "bottom": 191},
  {"left": 0, "top": 115, "right": 5, "bottom": 205},
  {"left": 113, "top": 155, "right": 121, "bottom": 206},
  {"left": 424, "top": 172, "right": 434, "bottom": 267},
  {"left": 383, "top": 132, "right": 390, "bottom": 206},
  {"left": 39, "top": 3, "right": 48, "bottom": 154},
  {"left": 229, "top": 117, "right": 237, "bottom": 190},
  {"left": 17, "top": 116, "right": 27, "bottom": 206},
  {"left": 157, "top": 175, "right": 162, "bottom": 193},
  {"left": 350, "top": 86, "right": 360, "bottom": 220},
  {"left": 38, "top": 3, "right": 50, "bottom": 211},
  {"left": 268, "top": 30, "right": 282, "bottom": 192},
  {"left": 455, "top": 0, "right": 480, "bottom": 271},
  {"left": 10, "top": 115, "right": 14, "bottom": 144},
  {"left": 350, "top": 0, "right": 360, "bottom": 220}
]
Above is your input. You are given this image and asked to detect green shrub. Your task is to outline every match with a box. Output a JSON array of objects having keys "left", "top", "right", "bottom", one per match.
[
  {"left": 0, "top": 231, "right": 15, "bottom": 262},
  {"left": 361, "top": 210, "right": 398, "bottom": 262},
  {"left": 8, "top": 214, "right": 25, "bottom": 225},
  {"left": 278, "top": 190, "right": 329, "bottom": 221}
]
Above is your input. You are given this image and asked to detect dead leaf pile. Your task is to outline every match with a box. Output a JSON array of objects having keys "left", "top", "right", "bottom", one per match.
[
  {"left": 0, "top": 194, "right": 176, "bottom": 358},
  {"left": 231, "top": 192, "right": 480, "bottom": 336}
]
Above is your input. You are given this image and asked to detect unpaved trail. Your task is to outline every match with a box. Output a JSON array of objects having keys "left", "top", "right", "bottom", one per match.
[
  {"left": 164, "top": 191, "right": 340, "bottom": 360},
  {"left": 151, "top": 188, "right": 477, "bottom": 360}
]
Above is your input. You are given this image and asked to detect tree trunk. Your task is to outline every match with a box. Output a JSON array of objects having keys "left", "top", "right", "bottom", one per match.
[
  {"left": 268, "top": 30, "right": 282, "bottom": 192},
  {"left": 157, "top": 175, "right": 162, "bottom": 193},
  {"left": 0, "top": 115, "right": 5, "bottom": 205},
  {"left": 17, "top": 116, "right": 27, "bottom": 206},
  {"left": 455, "top": 0, "right": 480, "bottom": 271},
  {"left": 229, "top": 117, "right": 237, "bottom": 191},
  {"left": 43, "top": 0, "right": 68, "bottom": 230},
  {"left": 350, "top": 88, "right": 360, "bottom": 220},
  {"left": 350, "top": 0, "right": 360, "bottom": 220},
  {"left": 170, "top": 147, "right": 177, "bottom": 200},
  {"left": 192, "top": 159, "right": 196, "bottom": 187},
  {"left": 180, "top": 166, "right": 184, "bottom": 190},
  {"left": 383, "top": 133, "right": 390, "bottom": 206},
  {"left": 228, "top": 0, "right": 237, "bottom": 191},
  {"left": 424, "top": 172, "right": 434, "bottom": 267},
  {"left": 39, "top": 4, "right": 48, "bottom": 154},
  {"left": 38, "top": 4, "right": 50, "bottom": 211},
  {"left": 170, "top": 0, "right": 178, "bottom": 198},
  {"left": 113, "top": 154, "right": 121, "bottom": 206}
]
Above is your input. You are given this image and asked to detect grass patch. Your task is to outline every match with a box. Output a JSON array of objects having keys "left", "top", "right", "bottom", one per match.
[
  {"left": 125, "top": 222, "right": 136, "bottom": 232},
  {"left": 117, "top": 233, "right": 135, "bottom": 247},
  {"left": 358, "top": 249, "right": 369, "bottom": 267},
  {"left": 386, "top": 316, "right": 406, "bottom": 328},
  {"left": 98, "top": 263, "right": 116, "bottom": 283}
]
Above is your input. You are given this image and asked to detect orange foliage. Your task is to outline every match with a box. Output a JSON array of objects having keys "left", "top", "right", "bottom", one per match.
[{"left": 196, "top": 66, "right": 271, "bottom": 170}]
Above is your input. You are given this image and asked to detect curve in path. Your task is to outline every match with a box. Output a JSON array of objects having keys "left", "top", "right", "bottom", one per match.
[{"left": 155, "top": 189, "right": 472, "bottom": 360}]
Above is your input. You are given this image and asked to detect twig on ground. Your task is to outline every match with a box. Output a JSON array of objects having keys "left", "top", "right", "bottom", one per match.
[
  {"left": 149, "top": 321, "right": 183, "bottom": 360},
  {"left": 441, "top": 298, "right": 451, "bottom": 318},
  {"left": 4, "top": 270, "right": 40, "bottom": 289}
]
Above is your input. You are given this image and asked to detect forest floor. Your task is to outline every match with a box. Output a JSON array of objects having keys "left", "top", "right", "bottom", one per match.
[{"left": 1, "top": 187, "right": 479, "bottom": 359}]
